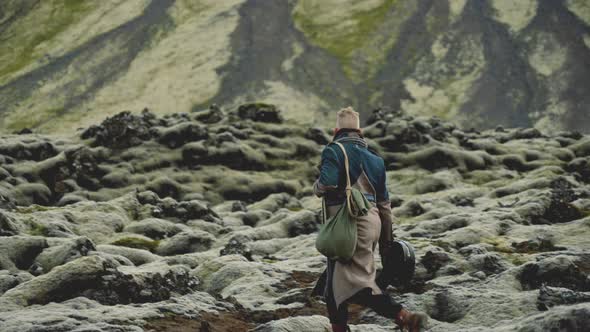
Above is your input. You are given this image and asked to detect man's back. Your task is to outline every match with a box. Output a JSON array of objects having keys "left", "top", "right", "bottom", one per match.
[{"left": 316, "top": 131, "right": 389, "bottom": 206}]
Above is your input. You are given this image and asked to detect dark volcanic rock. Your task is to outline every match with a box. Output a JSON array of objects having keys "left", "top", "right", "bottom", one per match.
[
  {"left": 156, "top": 122, "right": 208, "bottom": 148},
  {"left": 537, "top": 284, "right": 590, "bottom": 311},
  {"left": 194, "top": 104, "right": 224, "bottom": 124},
  {"left": 567, "top": 157, "right": 590, "bottom": 183},
  {"left": 220, "top": 235, "right": 253, "bottom": 261},
  {"left": 34, "top": 237, "right": 96, "bottom": 273},
  {"left": 287, "top": 212, "right": 319, "bottom": 237},
  {"left": 305, "top": 127, "right": 331, "bottom": 145},
  {"left": 421, "top": 250, "right": 451, "bottom": 274},
  {"left": 427, "top": 290, "right": 470, "bottom": 323},
  {"left": 467, "top": 253, "right": 509, "bottom": 276},
  {"left": 182, "top": 141, "right": 267, "bottom": 171},
  {"left": 534, "top": 178, "right": 582, "bottom": 224},
  {"left": 0, "top": 236, "right": 48, "bottom": 270},
  {"left": 81, "top": 111, "right": 154, "bottom": 148},
  {"left": 519, "top": 256, "right": 590, "bottom": 291},
  {"left": 156, "top": 231, "right": 215, "bottom": 256},
  {"left": 237, "top": 103, "right": 283, "bottom": 123},
  {"left": 0, "top": 256, "right": 199, "bottom": 306},
  {"left": 0, "top": 139, "right": 57, "bottom": 161},
  {"left": 0, "top": 210, "right": 19, "bottom": 236}
]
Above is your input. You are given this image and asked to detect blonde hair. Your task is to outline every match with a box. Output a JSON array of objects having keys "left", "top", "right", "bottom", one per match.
[{"left": 336, "top": 106, "right": 360, "bottom": 129}]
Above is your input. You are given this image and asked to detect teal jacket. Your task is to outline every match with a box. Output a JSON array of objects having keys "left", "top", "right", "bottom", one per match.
[{"left": 313, "top": 129, "right": 389, "bottom": 206}]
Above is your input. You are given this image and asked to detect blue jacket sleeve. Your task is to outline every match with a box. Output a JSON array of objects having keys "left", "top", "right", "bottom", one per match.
[
  {"left": 375, "top": 158, "right": 390, "bottom": 203},
  {"left": 376, "top": 157, "right": 394, "bottom": 247},
  {"left": 313, "top": 145, "right": 340, "bottom": 197}
]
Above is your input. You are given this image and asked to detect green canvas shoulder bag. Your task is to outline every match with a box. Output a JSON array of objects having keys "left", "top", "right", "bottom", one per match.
[{"left": 315, "top": 142, "right": 372, "bottom": 262}]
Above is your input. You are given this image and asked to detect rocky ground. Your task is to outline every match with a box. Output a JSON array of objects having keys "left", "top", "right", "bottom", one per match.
[{"left": 0, "top": 104, "right": 589, "bottom": 331}]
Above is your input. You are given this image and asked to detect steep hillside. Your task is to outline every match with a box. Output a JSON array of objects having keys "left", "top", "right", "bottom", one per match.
[{"left": 0, "top": 0, "right": 589, "bottom": 134}]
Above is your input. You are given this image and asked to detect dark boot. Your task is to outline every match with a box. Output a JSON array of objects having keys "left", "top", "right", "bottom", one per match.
[
  {"left": 395, "top": 308, "right": 428, "bottom": 332},
  {"left": 331, "top": 324, "right": 350, "bottom": 332}
]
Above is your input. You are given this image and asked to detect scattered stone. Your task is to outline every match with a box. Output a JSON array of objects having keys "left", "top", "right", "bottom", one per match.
[
  {"left": 537, "top": 284, "right": 590, "bottom": 311},
  {"left": 426, "top": 289, "right": 470, "bottom": 323},
  {"left": 220, "top": 235, "right": 253, "bottom": 261},
  {"left": 194, "top": 104, "right": 224, "bottom": 124},
  {"left": 156, "top": 231, "right": 215, "bottom": 256},
  {"left": 519, "top": 255, "right": 590, "bottom": 291}
]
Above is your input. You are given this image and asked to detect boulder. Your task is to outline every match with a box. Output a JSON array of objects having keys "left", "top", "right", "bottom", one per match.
[
  {"left": 156, "top": 231, "right": 215, "bottom": 256},
  {"left": 537, "top": 284, "right": 590, "bottom": 311},
  {"left": 237, "top": 103, "right": 283, "bottom": 123},
  {"left": 123, "top": 218, "right": 184, "bottom": 240},
  {"left": 0, "top": 236, "right": 48, "bottom": 270},
  {"left": 0, "top": 138, "right": 57, "bottom": 161},
  {"left": 220, "top": 235, "right": 253, "bottom": 261},
  {"left": 81, "top": 110, "right": 154, "bottom": 149},
  {"left": 519, "top": 255, "right": 590, "bottom": 291},
  {"left": 182, "top": 141, "right": 267, "bottom": 171},
  {"left": 0, "top": 255, "right": 111, "bottom": 306},
  {"left": 0, "top": 211, "right": 19, "bottom": 236},
  {"left": 193, "top": 104, "right": 224, "bottom": 124},
  {"left": 156, "top": 122, "right": 208, "bottom": 148},
  {"left": 0, "top": 270, "right": 33, "bottom": 295},
  {"left": 467, "top": 253, "right": 510, "bottom": 276},
  {"left": 96, "top": 244, "right": 159, "bottom": 266},
  {"left": 34, "top": 237, "right": 96, "bottom": 273},
  {"left": 426, "top": 289, "right": 470, "bottom": 323}
]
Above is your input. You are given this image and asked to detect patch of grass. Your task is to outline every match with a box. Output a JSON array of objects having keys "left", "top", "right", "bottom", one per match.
[
  {"left": 293, "top": 0, "right": 397, "bottom": 81},
  {"left": 29, "top": 222, "right": 48, "bottom": 236},
  {"left": 0, "top": 0, "right": 94, "bottom": 80},
  {"left": 112, "top": 237, "right": 160, "bottom": 252},
  {"left": 6, "top": 107, "right": 64, "bottom": 132}
]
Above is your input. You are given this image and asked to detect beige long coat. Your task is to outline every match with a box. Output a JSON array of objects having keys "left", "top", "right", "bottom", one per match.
[{"left": 325, "top": 200, "right": 391, "bottom": 309}]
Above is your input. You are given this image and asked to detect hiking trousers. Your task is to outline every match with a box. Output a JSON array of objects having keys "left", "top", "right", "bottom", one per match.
[{"left": 325, "top": 258, "right": 403, "bottom": 325}]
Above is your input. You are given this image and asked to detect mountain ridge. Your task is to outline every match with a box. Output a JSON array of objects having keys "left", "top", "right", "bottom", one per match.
[{"left": 0, "top": 0, "right": 589, "bottom": 134}]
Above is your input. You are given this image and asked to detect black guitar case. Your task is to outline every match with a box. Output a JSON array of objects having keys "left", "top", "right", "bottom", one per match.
[{"left": 376, "top": 239, "right": 416, "bottom": 289}]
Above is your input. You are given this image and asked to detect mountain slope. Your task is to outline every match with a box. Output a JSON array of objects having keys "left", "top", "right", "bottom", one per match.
[{"left": 0, "top": 0, "right": 589, "bottom": 134}]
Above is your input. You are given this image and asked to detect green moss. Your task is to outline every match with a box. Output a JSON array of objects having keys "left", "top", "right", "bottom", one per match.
[
  {"left": 266, "top": 159, "right": 298, "bottom": 170},
  {"left": 16, "top": 204, "right": 55, "bottom": 214},
  {"left": 29, "top": 222, "right": 48, "bottom": 236},
  {"left": 0, "top": 1, "right": 94, "bottom": 80},
  {"left": 6, "top": 107, "right": 65, "bottom": 132},
  {"left": 482, "top": 237, "right": 514, "bottom": 253},
  {"left": 112, "top": 237, "right": 160, "bottom": 252},
  {"left": 501, "top": 253, "right": 531, "bottom": 266},
  {"left": 293, "top": 1, "right": 397, "bottom": 81}
]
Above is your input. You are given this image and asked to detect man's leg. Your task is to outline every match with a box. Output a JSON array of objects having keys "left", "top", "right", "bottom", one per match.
[
  {"left": 350, "top": 288, "right": 427, "bottom": 331},
  {"left": 325, "top": 259, "right": 349, "bottom": 331},
  {"left": 349, "top": 288, "right": 402, "bottom": 319}
]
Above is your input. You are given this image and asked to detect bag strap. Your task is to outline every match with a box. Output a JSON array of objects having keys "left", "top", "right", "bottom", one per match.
[
  {"left": 333, "top": 142, "right": 355, "bottom": 217},
  {"left": 320, "top": 141, "right": 358, "bottom": 223}
]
